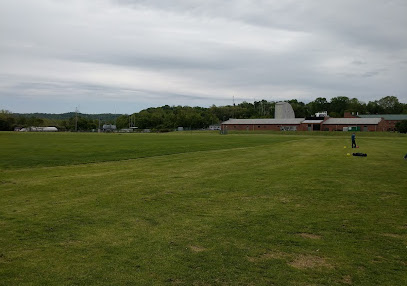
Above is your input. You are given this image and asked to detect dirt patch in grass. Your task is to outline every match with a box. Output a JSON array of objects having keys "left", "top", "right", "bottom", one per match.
[
  {"left": 0, "top": 180, "right": 18, "bottom": 186},
  {"left": 381, "top": 233, "right": 403, "bottom": 239},
  {"left": 380, "top": 192, "right": 400, "bottom": 199},
  {"left": 297, "top": 233, "right": 322, "bottom": 240},
  {"left": 371, "top": 256, "right": 387, "bottom": 264},
  {"left": 166, "top": 278, "right": 184, "bottom": 284},
  {"left": 288, "top": 254, "right": 332, "bottom": 269},
  {"left": 248, "top": 251, "right": 332, "bottom": 270},
  {"left": 341, "top": 275, "right": 353, "bottom": 285},
  {"left": 59, "top": 240, "right": 84, "bottom": 247},
  {"left": 279, "top": 197, "right": 291, "bottom": 204},
  {"left": 189, "top": 245, "right": 207, "bottom": 252}
]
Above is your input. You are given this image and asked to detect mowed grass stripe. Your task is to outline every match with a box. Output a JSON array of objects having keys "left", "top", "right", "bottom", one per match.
[
  {"left": 1, "top": 135, "right": 406, "bottom": 285},
  {"left": 0, "top": 132, "right": 300, "bottom": 169}
]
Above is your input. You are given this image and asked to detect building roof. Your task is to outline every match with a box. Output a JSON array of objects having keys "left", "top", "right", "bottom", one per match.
[
  {"left": 222, "top": 118, "right": 305, "bottom": 125},
  {"left": 302, "top": 120, "right": 324, "bottom": 124},
  {"left": 323, "top": 118, "right": 382, "bottom": 125},
  {"left": 358, "top": 114, "right": 407, "bottom": 120},
  {"left": 222, "top": 117, "right": 387, "bottom": 126}
]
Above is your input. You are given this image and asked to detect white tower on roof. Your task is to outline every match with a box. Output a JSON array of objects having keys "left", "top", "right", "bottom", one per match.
[{"left": 275, "top": 102, "right": 295, "bottom": 119}]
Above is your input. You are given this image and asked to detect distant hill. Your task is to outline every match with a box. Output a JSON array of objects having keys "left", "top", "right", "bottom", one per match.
[{"left": 14, "top": 112, "right": 124, "bottom": 121}]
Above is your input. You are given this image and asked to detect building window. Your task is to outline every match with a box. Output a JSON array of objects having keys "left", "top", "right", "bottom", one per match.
[{"left": 258, "top": 126, "right": 260, "bottom": 128}]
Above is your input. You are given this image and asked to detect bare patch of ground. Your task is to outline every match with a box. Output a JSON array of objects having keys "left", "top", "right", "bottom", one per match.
[
  {"left": 341, "top": 275, "right": 352, "bottom": 285},
  {"left": 297, "top": 233, "right": 322, "bottom": 240},
  {"left": 167, "top": 279, "right": 184, "bottom": 284},
  {"left": 279, "top": 197, "right": 291, "bottom": 204},
  {"left": 380, "top": 192, "right": 400, "bottom": 200},
  {"left": 59, "top": 240, "right": 83, "bottom": 247},
  {"left": 288, "top": 254, "right": 332, "bottom": 269},
  {"left": 372, "top": 256, "right": 387, "bottom": 264},
  {"left": 381, "top": 233, "right": 403, "bottom": 239},
  {"left": 189, "top": 245, "right": 207, "bottom": 252}
]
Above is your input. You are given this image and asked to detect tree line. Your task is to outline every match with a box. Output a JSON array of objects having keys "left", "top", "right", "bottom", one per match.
[
  {"left": 1, "top": 95, "right": 406, "bottom": 131},
  {"left": 0, "top": 111, "right": 104, "bottom": 132},
  {"left": 116, "top": 95, "right": 407, "bottom": 130}
]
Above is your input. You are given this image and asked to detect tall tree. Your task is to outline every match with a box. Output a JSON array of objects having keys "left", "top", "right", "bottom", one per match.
[
  {"left": 395, "top": 120, "right": 407, "bottom": 133},
  {"left": 348, "top": 98, "right": 367, "bottom": 115},
  {"left": 377, "top": 96, "right": 403, "bottom": 114},
  {"left": 308, "top": 97, "right": 330, "bottom": 115},
  {"left": 284, "top": 100, "right": 307, "bottom": 117},
  {"left": 0, "top": 110, "right": 15, "bottom": 131},
  {"left": 366, "top": 100, "right": 384, "bottom": 114},
  {"left": 330, "top": 96, "right": 350, "bottom": 117}
]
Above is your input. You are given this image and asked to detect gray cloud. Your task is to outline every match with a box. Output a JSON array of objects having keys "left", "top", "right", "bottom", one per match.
[
  {"left": 0, "top": 0, "right": 406, "bottom": 113},
  {"left": 113, "top": 0, "right": 407, "bottom": 49}
]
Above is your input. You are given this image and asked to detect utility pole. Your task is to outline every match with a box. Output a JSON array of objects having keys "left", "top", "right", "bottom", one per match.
[
  {"left": 75, "top": 106, "right": 78, "bottom": 132},
  {"left": 233, "top": 96, "right": 235, "bottom": 118},
  {"left": 114, "top": 105, "right": 117, "bottom": 127}
]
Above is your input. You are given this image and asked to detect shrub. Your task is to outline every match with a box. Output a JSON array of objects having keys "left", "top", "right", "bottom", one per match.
[{"left": 395, "top": 120, "right": 407, "bottom": 133}]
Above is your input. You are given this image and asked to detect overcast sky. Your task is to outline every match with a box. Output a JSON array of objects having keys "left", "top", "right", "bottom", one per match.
[{"left": 1, "top": 0, "right": 406, "bottom": 114}]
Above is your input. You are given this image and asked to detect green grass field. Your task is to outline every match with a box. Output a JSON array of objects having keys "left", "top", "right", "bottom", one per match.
[{"left": 1, "top": 132, "right": 406, "bottom": 285}]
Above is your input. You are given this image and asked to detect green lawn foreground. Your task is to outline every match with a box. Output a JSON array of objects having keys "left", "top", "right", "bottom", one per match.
[
  {"left": 0, "top": 132, "right": 406, "bottom": 285},
  {"left": 0, "top": 131, "right": 298, "bottom": 169}
]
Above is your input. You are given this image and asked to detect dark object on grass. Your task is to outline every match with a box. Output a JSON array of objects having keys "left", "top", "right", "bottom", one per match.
[
  {"left": 404, "top": 153, "right": 407, "bottom": 160},
  {"left": 353, "top": 153, "right": 367, "bottom": 157}
]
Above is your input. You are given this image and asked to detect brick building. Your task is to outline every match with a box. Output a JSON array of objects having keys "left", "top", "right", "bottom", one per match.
[
  {"left": 322, "top": 118, "right": 385, "bottom": 132},
  {"left": 221, "top": 117, "right": 386, "bottom": 132},
  {"left": 221, "top": 118, "right": 305, "bottom": 131},
  {"left": 357, "top": 114, "right": 407, "bottom": 131}
]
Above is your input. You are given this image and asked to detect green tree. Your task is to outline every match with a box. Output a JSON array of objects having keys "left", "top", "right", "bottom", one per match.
[
  {"left": 377, "top": 96, "right": 403, "bottom": 114},
  {"left": 0, "top": 110, "right": 15, "bottom": 131},
  {"left": 116, "top": 115, "right": 130, "bottom": 129},
  {"left": 253, "top": 100, "right": 275, "bottom": 118},
  {"left": 307, "top": 97, "right": 330, "bottom": 115},
  {"left": 366, "top": 100, "right": 384, "bottom": 114},
  {"left": 395, "top": 120, "right": 407, "bottom": 133},
  {"left": 348, "top": 98, "right": 367, "bottom": 114},
  {"left": 330, "top": 96, "right": 350, "bottom": 117},
  {"left": 288, "top": 100, "right": 308, "bottom": 118}
]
